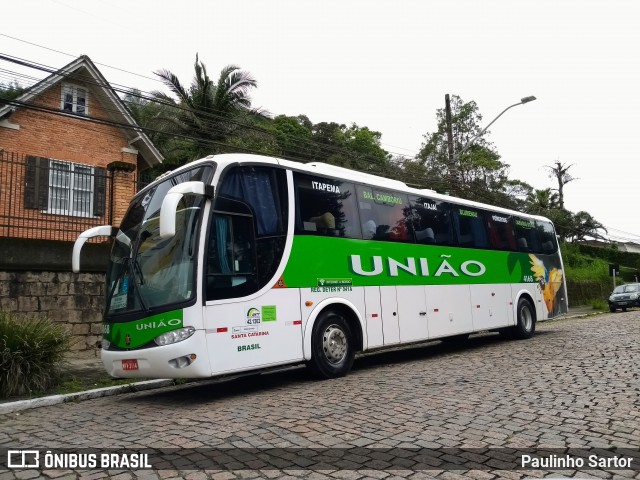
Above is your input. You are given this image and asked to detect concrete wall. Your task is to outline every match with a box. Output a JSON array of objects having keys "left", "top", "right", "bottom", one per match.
[{"left": 0, "top": 238, "right": 110, "bottom": 357}]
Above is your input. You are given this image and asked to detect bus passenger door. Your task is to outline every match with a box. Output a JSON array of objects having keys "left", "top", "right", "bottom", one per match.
[
  {"left": 380, "top": 286, "right": 400, "bottom": 345},
  {"left": 204, "top": 289, "right": 303, "bottom": 375},
  {"left": 396, "top": 285, "right": 428, "bottom": 343}
]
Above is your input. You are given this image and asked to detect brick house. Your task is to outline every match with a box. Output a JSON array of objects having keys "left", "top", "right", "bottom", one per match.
[
  {"left": 0, "top": 55, "right": 163, "bottom": 355},
  {"left": 0, "top": 54, "right": 163, "bottom": 241}
]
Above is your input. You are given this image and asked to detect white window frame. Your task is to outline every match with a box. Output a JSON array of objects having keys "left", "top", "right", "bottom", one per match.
[
  {"left": 46, "top": 160, "right": 95, "bottom": 217},
  {"left": 60, "top": 83, "right": 89, "bottom": 115}
]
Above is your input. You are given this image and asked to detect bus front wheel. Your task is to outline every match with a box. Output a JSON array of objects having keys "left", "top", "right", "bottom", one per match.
[
  {"left": 510, "top": 297, "right": 536, "bottom": 339},
  {"left": 308, "top": 310, "right": 355, "bottom": 379}
]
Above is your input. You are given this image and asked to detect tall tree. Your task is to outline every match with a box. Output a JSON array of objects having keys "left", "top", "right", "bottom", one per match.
[
  {"left": 416, "top": 95, "right": 513, "bottom": 207},
  {"left": 545, "top": 160, "right": 576, "bottom": 209},
  {"left": 152, "top": 54, "right": 259, "bottom": 161}
]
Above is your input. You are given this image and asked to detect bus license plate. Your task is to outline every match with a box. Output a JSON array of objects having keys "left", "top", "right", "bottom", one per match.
[{"left": 122, "top": 359, "right": 138, "bottom": 371}]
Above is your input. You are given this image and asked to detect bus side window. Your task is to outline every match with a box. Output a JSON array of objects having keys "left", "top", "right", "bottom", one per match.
[
  {"left": 513, "top": 217, "right": 539, "bottom": 253},
  {"left": 357, "top": 186, "right": 410, "bottom": 242},
  {"left": 294, "top": 173, "right": 361, "bottom": 239},
  {"left": 536, "top": 220, "right": 558, "bottom": 254},
  {"left": 485, "top": 212, "right": 516, "bottom": 251},
  {"left": 206, "top": 213, "right": 258, "bottom": 300},
  {"left": 409, "top": 197, "right": 453, "bottom": 246},
  {"left": 453, "top": 207, "right": 489, "bottom": 249}
]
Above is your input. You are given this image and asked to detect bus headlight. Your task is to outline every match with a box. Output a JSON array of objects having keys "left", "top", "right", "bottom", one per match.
[{"left": 154, "top": 327, "right": 196, "bottom": 346}]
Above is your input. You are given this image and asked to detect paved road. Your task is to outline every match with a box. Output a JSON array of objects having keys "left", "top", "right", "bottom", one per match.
[{"left": 1, "top": 312, "right": 639, "bottom": 479}]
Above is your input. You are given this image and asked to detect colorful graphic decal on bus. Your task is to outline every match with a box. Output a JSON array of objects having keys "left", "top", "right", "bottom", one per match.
[
  {"left": 529, "top": 253, "right": 564, "bottom": 317},
  {"left": 246, "top": 308, "right": 261, "bottom": 324},
  {"left": 282, "top": 236, "right": 567, "bottom": 317},
  {"left": 246, "top": 306, "right": 277, "bottom": 324},
  {"left": 261, "top": 305, "right": 277, "bottom": 321},
  {"left": 103, "top": 309, "right": 184, "bottom": 349}
]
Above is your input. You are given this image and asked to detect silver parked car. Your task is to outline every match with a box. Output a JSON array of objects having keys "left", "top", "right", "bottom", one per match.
[{"left": 608, "top": 283, "right": 640, "bottom": 312}]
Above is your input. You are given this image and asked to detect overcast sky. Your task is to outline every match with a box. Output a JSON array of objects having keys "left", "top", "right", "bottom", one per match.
[{"left": 2, "top": 0, "right": 639, "bottom": 242}]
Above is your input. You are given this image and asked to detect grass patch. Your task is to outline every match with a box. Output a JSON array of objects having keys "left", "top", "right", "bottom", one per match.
[
  {"left": 590, "top": 299, "right": 608, "bottom": 311},
  {"left": 0, "top": 311, "right": 70, "bottom": 399}
]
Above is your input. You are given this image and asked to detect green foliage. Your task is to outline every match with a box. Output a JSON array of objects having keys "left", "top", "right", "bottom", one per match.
[
  {"left": 561, "top": 240, "right": 640, "bottom": 305},
  {"left": 590, "top": 299, "right": 607, "bottom": 311},
  {"left": 147, "top": 55, "right": 260, "bottom": 164},
  {"left": 0, "top": 312, "right": 70, "bottom": 399},
  {"left": 562, "top": 242, "right": 610, "bottom": 282},
  {"left": 0, "top": 80, "right": 26, "bottom": 100},
  {"left": 416, "top": 95, "right": 516, "bottom": 208}
]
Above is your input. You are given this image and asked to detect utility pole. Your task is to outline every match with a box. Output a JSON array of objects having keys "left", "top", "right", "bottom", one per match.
[{"left": 445, "top": 94, "right": 455, "bottom": 192}]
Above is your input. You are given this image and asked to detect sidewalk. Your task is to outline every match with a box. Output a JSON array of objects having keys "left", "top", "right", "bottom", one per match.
[{"left": 1, "top": 305, "right": 604, "bottom": 415}]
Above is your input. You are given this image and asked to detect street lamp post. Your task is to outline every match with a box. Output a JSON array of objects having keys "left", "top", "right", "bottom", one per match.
[{"left": 453, "top": 95, "right": 537, "bottom": 160}]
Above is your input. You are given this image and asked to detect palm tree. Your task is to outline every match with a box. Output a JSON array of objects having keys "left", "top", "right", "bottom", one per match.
[
  {"left": 524, "top": 188, "right": 559, "bottom": 215},
  {"left": 152, "top": 54, "right": 259, "bottom": 160}
]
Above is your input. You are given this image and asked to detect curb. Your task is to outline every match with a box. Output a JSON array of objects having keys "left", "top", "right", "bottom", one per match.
[{"left": 0, "top": 379, "right": 176, "bottom": 416}]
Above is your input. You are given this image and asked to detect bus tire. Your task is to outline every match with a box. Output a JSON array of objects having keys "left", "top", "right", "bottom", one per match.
[
  {"left": 511, "top": 297, "right": 536, "bottom": 339},
  {"left": 308, "top": 309, "right": 355, "bottom": 379}
]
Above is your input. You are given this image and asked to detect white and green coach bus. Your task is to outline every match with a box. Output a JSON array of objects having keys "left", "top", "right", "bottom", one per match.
[{"left": 72, "top": 153, "right": 568, "bottom": 379}]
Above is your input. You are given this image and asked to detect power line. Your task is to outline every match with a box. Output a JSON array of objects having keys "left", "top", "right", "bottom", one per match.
[{"left": 3, "top": 49, "right": 639, "bottom": 239}]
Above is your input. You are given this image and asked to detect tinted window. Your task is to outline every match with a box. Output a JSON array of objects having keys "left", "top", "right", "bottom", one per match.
[
  {"left": 207, "top": 166, "right": 288, "bottom": 301},
  {"left": 513, "top": 217, "right": 539, "bottom": 253},
  {"left": 536, "top": 220, "right": 558, "bottom": 254},
  {"left": 409, "top": 196, "right": 454, "bottom": 245},
  {"left": 217, "top": 166, "right": 287, "bottom": 236},
  {"left": 485, "top": 212, "right": 517, "bottom": 251},
  {"left": 295, "top": 173, "right": 361, "bottom": 238},
  {"left": 453, "top": 207, "right": 489, "bottom": 248},
  {"left": 357, "top": 186, "right": 410, "bottom": 242}
]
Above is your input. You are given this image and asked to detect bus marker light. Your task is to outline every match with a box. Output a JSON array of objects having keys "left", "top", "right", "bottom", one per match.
[
  {"left": 305, "top": 301, "right": 313, "bottom": 307},
  {"left": 371, "top": 313, "right": 379, "bottom": 318},
  {"left": 293, "top": 320, "right": 302, "bottom": 325},
  {"left": 217, "top": 327, "right": 228, "bottom": 333},
  {"left": 433, "top": 309, "right": 439, "bottom": 312},
  {"left": 190, "top": 354, "right": 197, "bottom": 360}
]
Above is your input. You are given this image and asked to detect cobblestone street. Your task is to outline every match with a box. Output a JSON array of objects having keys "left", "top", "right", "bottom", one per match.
[{"left": 1, "top": 312, "right": 639, "bottom": 479}]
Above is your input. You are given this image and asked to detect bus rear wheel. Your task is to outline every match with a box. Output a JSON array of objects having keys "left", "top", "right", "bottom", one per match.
[
  {"left": 510, "top": 297, "right": 536, "bottom": 339},
  {"left": 308, "top": 310, "right": 355, "bottom": 379}
]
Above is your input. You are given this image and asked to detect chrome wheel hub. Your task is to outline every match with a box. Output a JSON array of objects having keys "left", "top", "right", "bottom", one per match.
[{"left": 322, "top": 325, "right": 347, "bottom": 364}]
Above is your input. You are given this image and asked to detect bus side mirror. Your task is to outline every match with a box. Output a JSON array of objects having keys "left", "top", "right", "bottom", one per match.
[
  {"left": 72, "top": 225, "right": 117, "bottom": 273},
  {"left": 159, "top": 181, "right": 214, "bottom": 239}
]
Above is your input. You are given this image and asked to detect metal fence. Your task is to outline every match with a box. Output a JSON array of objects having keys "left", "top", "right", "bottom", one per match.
[{"left": 0, "top": 151, "right": 143, "bottom": 242}]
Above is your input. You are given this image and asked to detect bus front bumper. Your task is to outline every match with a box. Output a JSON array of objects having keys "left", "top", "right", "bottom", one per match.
[{"left": 101, "top": 330, "right": 211, "bottom": 379}]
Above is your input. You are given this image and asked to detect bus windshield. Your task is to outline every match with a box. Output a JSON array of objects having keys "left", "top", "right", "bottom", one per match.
[{"left": 105, "top": 165, "right": 214, "bottom": 318}]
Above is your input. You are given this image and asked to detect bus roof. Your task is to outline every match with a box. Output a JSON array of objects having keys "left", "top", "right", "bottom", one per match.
[{"left": 140, "top": 153, "right": 554, "bottom": 226}]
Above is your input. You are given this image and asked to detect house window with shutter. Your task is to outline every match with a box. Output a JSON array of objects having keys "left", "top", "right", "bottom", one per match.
[
  {"left": 61, "top": 84, "right": 88, "bottom": 115},
  {"left": 24, "top": 156, "right": 107, "bottom": 217}
]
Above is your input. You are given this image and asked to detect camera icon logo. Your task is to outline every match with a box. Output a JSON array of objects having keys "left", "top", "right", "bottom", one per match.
[{"left": 7, "top": 450, "right": 39, "bottom": 468}]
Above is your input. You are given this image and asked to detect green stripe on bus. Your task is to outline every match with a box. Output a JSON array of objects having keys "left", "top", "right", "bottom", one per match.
[{"left": 282, "top": 236, "right": 540, "bottom": 287}]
